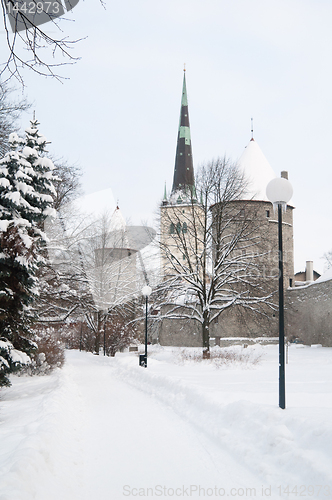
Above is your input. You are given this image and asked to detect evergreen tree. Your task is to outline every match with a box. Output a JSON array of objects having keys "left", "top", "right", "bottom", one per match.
[{"left": 0, "top": 121, "right": 56, "bottom": 386}]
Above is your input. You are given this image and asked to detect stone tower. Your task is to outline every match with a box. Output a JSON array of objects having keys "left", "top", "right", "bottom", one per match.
[
  {"left": 211, "top": 138, "right": 295, "bottom": 340},
  {"left": 160, "top": 70, "right": 203, "bottom": 279},
  {"left": 237, "top": 137, "right": 294, "bottom": 291}
]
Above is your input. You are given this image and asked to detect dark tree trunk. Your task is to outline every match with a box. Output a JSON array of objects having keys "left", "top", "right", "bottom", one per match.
[
  {"left": 94, "top": 311, "right": 103, "bottom": 354},
  {"left": 202, "top": 309, "right": 210, "bottom": 359}
]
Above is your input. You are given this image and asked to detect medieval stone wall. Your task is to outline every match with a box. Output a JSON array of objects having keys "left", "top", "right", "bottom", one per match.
[
  {"left": 158, "top": 305, "right": 203, "bottom": 347},
  {"left": 285, "top": 279, "right": 332, "bottom": 346}
]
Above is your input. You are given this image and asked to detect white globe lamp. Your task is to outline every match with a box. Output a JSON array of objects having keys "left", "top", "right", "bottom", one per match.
[
  {"left": 266, "top": 177, "right": 293, "bottom": 207},
  {"left": 141, "top": 285, "right": 152, "bottom": 297}
]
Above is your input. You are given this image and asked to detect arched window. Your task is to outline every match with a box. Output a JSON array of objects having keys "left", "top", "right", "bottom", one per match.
[
  {"left": 176, "top": 222, "right": 181, "bottom": 234},
  {"left": 170, "top": 223, "right": 175, "bottom": 234},
  {"left": 182, "top": 222, "right": 187, "bottom": 233}
]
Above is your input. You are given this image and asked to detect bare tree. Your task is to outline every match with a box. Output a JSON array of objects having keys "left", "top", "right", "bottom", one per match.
[
  {"left": 79, "top": 211, "right": 140, "bottom": 353},
  {"left": 323, "top": 250, "right": 332, "bottom": 271},
  {"left": 51, "top": 157, "right": 82, "bottom": 210},
  {"left": 38, "top": 207, "right": 142, "bottom": 354},
  {"left": 0, "top": 80, "right": 30, "bottom": 155},
  {"left": 157, "top": 157, "right": 276, "bottom": 358}
]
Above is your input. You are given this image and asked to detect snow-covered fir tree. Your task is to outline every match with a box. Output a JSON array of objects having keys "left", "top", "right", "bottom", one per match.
[{"left": 0, "top": 120, "right": 56, "bottom": 386}]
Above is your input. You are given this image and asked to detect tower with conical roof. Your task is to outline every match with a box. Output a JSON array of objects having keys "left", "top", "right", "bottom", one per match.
[
  {"left": 209, "top": 135, "right": 295, "bottom": 341},
  {"left": 160, "top": 71, "right": 203, "bottom": 282}
]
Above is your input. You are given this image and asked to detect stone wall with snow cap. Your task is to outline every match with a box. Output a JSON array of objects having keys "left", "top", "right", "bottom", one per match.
[{"left": 286, "top": 272, "right": 332, "bottom": 346}]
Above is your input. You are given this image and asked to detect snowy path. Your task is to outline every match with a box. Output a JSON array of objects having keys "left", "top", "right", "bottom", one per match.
[
  {"left": 1, "top": 347, "right": 332, "bottom": 499},
  {"left": 0, "top": 352, "right": 265, "bottom": 499},
  {"left": 65, "top": 353, "right": 265, "bottom": 499}
]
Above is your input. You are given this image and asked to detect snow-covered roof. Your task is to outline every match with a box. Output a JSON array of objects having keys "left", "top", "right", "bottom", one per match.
[
  {"left": 110, "top": 206, "right": 126, "bottom": 232},
  {"left": 313, "top": 267, "right": 332, "bottom": 285},
  {"left": 74, "top": 188, "right": 116, "bottom": 218},
  {"left": 238, "top": 139, "right": 276, "bottom": 202}
]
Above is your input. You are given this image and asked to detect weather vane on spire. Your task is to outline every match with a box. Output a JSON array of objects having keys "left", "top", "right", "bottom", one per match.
[{"left": 251, "top": 117, "right": 254, "bottom": 141}]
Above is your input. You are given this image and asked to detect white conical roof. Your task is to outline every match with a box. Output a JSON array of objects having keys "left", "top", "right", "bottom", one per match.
[
  {"left": 108, "top": 206, "right": 130, "bottom": 248},
  {"left": 238, "top": 139, "right": 276, "bottom": 201},
  {"left": 110, "top": 206, "right": 126, "bottom": 232}
]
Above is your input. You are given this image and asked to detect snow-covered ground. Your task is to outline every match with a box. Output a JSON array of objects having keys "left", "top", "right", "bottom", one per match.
[{"left": 1, "top": 344, "right": 332, "bottom": 499}]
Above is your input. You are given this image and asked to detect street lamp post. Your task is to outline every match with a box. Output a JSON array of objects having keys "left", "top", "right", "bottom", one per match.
[
  {"left": 266, "top": 176, "right": 293, "bottom": 410},
  {"left": 140, "top": 285, "right": 152, "bottom": 367}
]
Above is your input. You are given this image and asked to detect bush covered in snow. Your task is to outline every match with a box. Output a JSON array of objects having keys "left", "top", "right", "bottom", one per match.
[
  {"left": 0, "top": 338, "right": 32, "bottom": 386},
  {"left": 177, "top": 346, "right": 262, "bottom": 368},
  {"left": 21, "top": 327, "right": 65, "bottom": 376},
  {"left": 104, "top": 314, "right": 138, "bottom": 357}
]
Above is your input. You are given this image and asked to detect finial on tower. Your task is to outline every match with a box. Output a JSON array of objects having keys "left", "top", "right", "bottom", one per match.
[
  {"left": 184, "top": 63, "right": 186, "bottom": 72},
  {"left": 162, "top": 182, "right": 168, "bottom": 205},
  {"left": 250, "top": 117, "right": 254, "bottom": 141},
  {"left": 33, "top": 110, "right": 36, "bottom": 121}
]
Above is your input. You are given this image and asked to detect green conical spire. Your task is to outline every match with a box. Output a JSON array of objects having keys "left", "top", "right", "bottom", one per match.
[
  {"left": 162, "top": 181, "right": 168, "bottom": 205},
  {"left": 171, "top": 69, "right": 195, "bottom": 194},
  {"left": 180, "top": 71, "right": 188, "bottom": 107}
]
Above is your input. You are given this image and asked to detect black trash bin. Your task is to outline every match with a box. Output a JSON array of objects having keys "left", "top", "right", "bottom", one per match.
[{"left": 139, "top": 354, "right": 147, "bottom": 367}]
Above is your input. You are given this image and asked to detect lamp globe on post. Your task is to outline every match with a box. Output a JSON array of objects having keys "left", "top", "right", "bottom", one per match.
[
  {"left": 141, "top": 285, "right": 152, "bottom": 368},
  {"left": 266, "top": 176, "right": 293, "bottom": 410}
]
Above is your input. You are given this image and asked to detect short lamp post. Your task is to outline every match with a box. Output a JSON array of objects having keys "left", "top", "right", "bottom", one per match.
[
  {"left": 266, "top": 176, "right": 293, "bottom": 410},
  {"left": 140, "top": 285, "right": 152, "bottom": 367}
]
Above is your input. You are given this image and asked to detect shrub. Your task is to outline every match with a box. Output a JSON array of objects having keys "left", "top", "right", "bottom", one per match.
[
  {"left": 0, "top": 337, "right": 32, "bottom": 386},
  {"left": 177, "top": 346, "right": 262, "bottom": 368},
  {"left": 23, "top": 326, "right": 65, "bottom": 375},
  {"left": 104, "top": 314, "right": 138, "bottom": 357}
]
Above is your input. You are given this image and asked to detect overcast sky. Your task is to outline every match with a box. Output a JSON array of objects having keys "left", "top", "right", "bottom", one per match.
[{"left": 12, "top": 0, "right": 332, "bottom": 274}]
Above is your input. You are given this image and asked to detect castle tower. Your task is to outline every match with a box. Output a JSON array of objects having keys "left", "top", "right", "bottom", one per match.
[
  {"left": 237, "top": 137, "right": 294, "bottom": 291},
  {"left": 211, "top": 137, "right": 295, "bottom": 340},
  {"left": 160, "top": 70, "right": 202, "bottom": 280}
]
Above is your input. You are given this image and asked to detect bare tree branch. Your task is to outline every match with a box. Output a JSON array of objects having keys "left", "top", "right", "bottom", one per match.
[{"left": 1, "top": 0, "right": 85, "bottom": 83}]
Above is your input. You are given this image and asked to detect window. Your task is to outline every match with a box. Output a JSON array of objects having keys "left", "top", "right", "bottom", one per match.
[
  {"left": 266, "top": 210, "right": 270, "bottom": 218},
  {"left": 239, "top": 208, "right": 245, "bottom": 217},
  {"left": 176, "top": 222, "right": 181, "bottom": 234},
  {"left": 182, "top": 222, "right": 187, "bottom": 233},
  {"left": 170, "top": 223, "right": 175, "bottom": 234}
]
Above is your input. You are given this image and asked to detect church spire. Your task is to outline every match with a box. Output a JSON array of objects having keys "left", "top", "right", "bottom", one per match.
[{"left": 171, "top": 69, "right": 195, "bottom": 195}]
